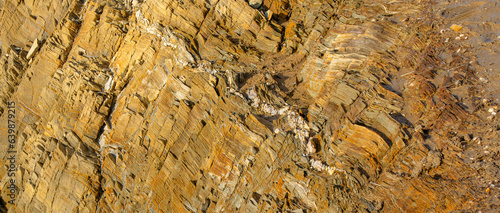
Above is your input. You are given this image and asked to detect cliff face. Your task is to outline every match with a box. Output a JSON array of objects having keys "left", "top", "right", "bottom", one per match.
[{"left": 0, "top": 0, "right": 499, "bottom": 212}]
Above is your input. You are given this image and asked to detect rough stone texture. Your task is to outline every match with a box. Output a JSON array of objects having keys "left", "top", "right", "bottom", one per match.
[{"left": 0, "top": 0, "right": 499, "bottom": 212}]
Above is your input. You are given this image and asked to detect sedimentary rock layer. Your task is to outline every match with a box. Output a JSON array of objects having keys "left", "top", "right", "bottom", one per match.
[{"left": 0, "top": 0, "right": 498, "bottom": 212}]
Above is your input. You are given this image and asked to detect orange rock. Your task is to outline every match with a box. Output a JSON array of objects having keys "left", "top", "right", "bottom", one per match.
[
  {"left": 450, "top": 24, "right": 463, "bottom": 32},
  {"left": 0, "top": 0, "right": 487, "bottom": 212}
]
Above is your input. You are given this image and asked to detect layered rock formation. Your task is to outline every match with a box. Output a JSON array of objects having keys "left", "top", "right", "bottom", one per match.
[{"left": 0, "top": 0, "right": 499, "bottom": 212}]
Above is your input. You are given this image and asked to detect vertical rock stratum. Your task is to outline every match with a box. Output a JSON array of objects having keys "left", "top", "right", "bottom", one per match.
[{"left": 0, "top": 0, "right": 499, "bottom": 212}]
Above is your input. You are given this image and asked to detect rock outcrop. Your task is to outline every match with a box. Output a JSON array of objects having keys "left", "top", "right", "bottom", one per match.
[{"left": 1, "top": 0, "right": 499, "bottom": 212}]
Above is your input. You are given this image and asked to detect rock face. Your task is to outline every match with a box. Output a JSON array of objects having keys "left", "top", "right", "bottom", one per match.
[{"left": 0, "top": 0, "right": 499, "bottom": 212}]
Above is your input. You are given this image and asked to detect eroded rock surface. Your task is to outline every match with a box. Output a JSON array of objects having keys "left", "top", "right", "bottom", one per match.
[{"left": 0, "top": 0, "right": 499, "bottom": 212}]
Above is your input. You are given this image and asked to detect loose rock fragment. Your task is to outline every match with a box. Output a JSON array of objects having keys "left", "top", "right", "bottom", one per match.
[
  {"left": 248, "top": 0, "right": 262, "bottom": 9},
  {"left": 450, "top": 24, "right": 463, "bottom": 32}
]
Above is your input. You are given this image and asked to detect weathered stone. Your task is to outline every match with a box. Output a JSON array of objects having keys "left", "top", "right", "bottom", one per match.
[
  {"left": 249, "top": 0, "right": 263, "bottom": 9},
  {"left": 0, "top": 0, "right": 497, "bottom": 212}
]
